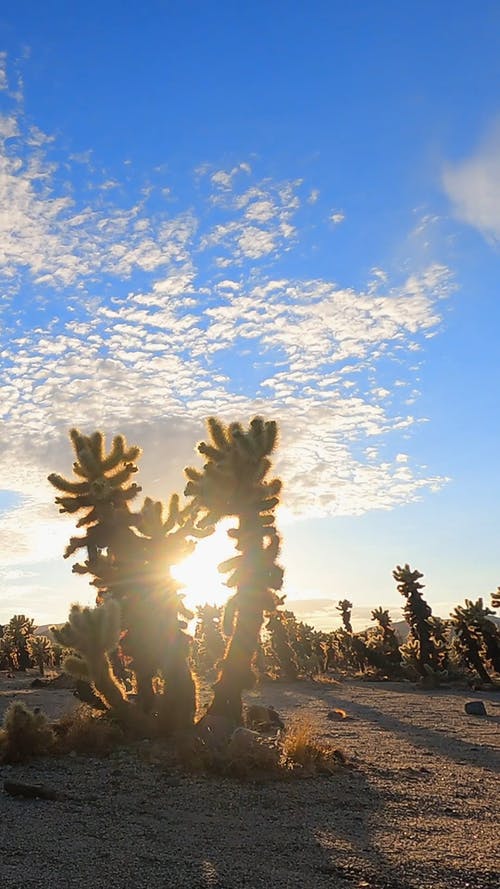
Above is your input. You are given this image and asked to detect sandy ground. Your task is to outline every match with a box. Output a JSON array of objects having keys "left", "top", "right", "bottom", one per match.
[{"left": 0, "top": 672, "right": 499, "bottom": 889}]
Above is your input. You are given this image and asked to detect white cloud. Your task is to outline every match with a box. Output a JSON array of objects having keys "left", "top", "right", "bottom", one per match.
[
  {"left": 0, "top": 53, "right": 7, "bottom": 91},
  {"left": 0, "top": 93, "right": 454, "bottom": 575},
  {"left": 329, "top": 210, "right": 345, "bottom": 225},
  {"left": 210, "top": 162, "right": 252, "bottom": 190},
  {"left": 443, "top": 123, "right": 500, "bottom": 242}
]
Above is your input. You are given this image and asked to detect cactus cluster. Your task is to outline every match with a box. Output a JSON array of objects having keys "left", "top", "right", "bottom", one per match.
[{"left": 48, "top": 416, "right": 286, "bottom": 733}]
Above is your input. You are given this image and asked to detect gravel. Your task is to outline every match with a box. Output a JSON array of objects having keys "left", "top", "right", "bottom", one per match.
[{"left": 1, "top": 675, "right": 499, "bottom": 888}]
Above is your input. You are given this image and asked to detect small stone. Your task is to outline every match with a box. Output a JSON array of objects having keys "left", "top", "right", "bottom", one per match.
[
  {"left": 327, "top": 708, "right": 348, "bottom": 720},
  {"left": 464, "top": 700, "right": 487, "bottom": 716}
]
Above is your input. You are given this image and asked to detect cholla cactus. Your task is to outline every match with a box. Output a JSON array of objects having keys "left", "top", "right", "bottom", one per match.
[
  {"left": 27, "top": 636, "right": 54, "bottom": 676},
  {"left": 266, "top": 611, "right": 299, "bottom": 680},
  {"left": 4, "top": 615, "right": 35, "bottom": 671},
  {"left": 450, "top": 598, "right": 500, "bottom": 680},
  {"left": 336, "top": 599, "right": 353, "bottom": 633},
  {"left": 49, "top": 428, "right": 212, "bottom": 733},
  {"left": 393, "top": 564, "right": 445, "bottom": 680},
  {"left": 185, "top": 417, "right": 284, "bottom": 723},
  {"left": 48, "top": 429, "right": 142, "bottom": 565},
  {"left": 0, "top": 702, "right": 55, "bottom": 763},
  {"left": 491, "top": 587, "right": 500, "bottom": 610},
  {"left": 193, "top": 604, "right": 226, "bottom": 676},
  {"left": 52, "top": 601, "right": 129, "bottom": 715},
  {"left": 365, "top": 607, "right": 401, "bottom": 675}
]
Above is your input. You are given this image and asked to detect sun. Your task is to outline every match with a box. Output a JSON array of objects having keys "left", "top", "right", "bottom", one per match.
[{"left": 172, "top": 521, "right": 237, "bottom": 613}]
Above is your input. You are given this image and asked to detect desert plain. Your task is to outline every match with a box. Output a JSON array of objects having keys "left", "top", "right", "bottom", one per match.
[{"left": 0, "top": 673, "right": 498, "bottom": 889}]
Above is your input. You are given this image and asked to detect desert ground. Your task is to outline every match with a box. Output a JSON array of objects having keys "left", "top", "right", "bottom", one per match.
[{"left": 0, "top": 673, "right": 498, "bottom": 889}]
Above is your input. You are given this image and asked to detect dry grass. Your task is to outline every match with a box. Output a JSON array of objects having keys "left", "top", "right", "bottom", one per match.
[
  {"left": 281, "top": 714, "right": 347, "bottom": 774},
  {"left": 54, "top": 705, "right": 124, "bottom": 756}
]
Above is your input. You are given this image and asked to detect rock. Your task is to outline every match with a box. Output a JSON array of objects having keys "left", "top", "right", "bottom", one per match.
[
  {"left": 327, "top": 708, "right": 348, "bottom": 720},
  {"left": 3, "top": 781, "right": 66, "bottom": 801},
  {"left": 30, "top": 677, "right": 49, "bottom": 688},
  {"left": 46, "top": 672, "right": 76, "bottom": 689},
  {"left": 244, "top": 704, "right": 285, "bottom": 731},
  {"left": 465, "top": 700, "right": 487, "bottom": 716},
  {"left": 195, "top": 714, "right": 235, "bottom": 750},
  {"left": 227, "top": 728, "right": 262, "bottom": 759}
]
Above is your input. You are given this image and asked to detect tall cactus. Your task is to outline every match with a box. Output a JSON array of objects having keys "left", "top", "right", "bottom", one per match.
[
  {"left": 393, "top": 564, "right": 444, "bottom": 679},
  {"left": 49, "top": 428, "right": 211, "bottom": 733},
  {"left": 337, "top": 599, "right": 353, "bottom": 633},
  {"left": 185, "top": 417, "right": 284, "bottom": 724}
]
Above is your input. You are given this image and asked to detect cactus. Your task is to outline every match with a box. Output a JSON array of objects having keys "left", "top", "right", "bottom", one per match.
[
  {"left": 193, "top": 604, "right": 226, "bottom": 676},
  {"left": 48, "top": 428, "right": 142, "bottom": 566},
  {"left": 185, "top": 416, "right": 284, "bottom": 724},
  {"left": 266, "top": 611, "right": 299, "bottom": 680},
  {"left": 393, "top": 564, "right": 445, "bottom": 680},
  {"left": 49, "top": 428, "right": 212, "bottom": 734},
  {"left": 364, "top": 608, "right": 402, "bottom": 675},
  {"left": 0, "top": 702, "right": 55, "bottom": 763},
  {"left": 52, "top": 601, "right": 130, "bottom": 715},
  {"left": 27, "top": 635, "right": 54, "bottom": 676},
  {"left": 450, "top": 598, "right": 500, "bottom": 681},
  {"left": 2, "top": 614, "right": 35, "bottom": 671},
  {"left": 336, "top": 599, "right": 353, "bottom": 633}
]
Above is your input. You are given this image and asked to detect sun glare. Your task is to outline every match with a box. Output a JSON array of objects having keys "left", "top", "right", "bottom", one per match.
[{"left": 172, "top": 521, "right": 236, "bottom": 613}]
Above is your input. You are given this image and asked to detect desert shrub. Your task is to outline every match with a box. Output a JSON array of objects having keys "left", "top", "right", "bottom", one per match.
[
  {"left": 0, "top": 702, "right": 55, "bottom": 763},
  {"left": 55, "top": 706, "right": 124, "bottom": 756},
  {"left": 281, "top": 715, "right": 346, "bottom": 775}
]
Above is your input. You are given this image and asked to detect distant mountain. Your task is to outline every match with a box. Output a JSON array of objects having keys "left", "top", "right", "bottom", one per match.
[
  {"left": 390, "top": 615, "right": 500, "bottom": 642},
  {"left": 34, "top": 624, "right": 62, "bottom": 641}
]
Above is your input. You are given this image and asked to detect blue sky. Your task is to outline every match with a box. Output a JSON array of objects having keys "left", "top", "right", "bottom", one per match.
[{"left": 0, "top": 1, "right": 499, "bottom": 629}]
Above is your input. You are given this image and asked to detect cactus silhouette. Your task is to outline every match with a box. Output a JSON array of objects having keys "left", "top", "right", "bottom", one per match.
[
  {"left": 52, "top": 601, "right": 130, "bottom": 714},
  {"left": 49, "top": 427, "right": 212, "bottom": 733},
  {"left": 185, "top": 416, "right": 284, "bottom": 724},
  {"left": 450, "top": 598, "right": 500, "bottom": 680},
  {"left": 393, "top": 564, "right": 445, "bottom": 680}
]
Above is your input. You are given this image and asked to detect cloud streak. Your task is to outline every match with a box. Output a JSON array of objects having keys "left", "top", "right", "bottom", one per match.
[{"left": 443, "top": 122, "right": 500, "bottom": 243}]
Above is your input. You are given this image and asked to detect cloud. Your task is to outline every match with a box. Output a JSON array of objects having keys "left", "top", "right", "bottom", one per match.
[
  {"left": 0, "top": 53, "right": 7, "bottom": 91},
  {"left": 210, "top": 162, "right": 252, "bottom": 190},
  {"left": 443, "top": 123, "right": 500, "bottom": 242},
  {"left": 0, "top": 83, "right": 454, "bottom": 571}
]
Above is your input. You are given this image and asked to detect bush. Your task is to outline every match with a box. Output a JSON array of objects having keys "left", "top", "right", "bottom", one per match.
[{"left": 55, "top": 706, "right": 124, "bottom": 756}]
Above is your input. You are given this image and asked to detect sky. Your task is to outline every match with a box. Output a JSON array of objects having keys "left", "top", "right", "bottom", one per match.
[{"left": 0, "top": 1, "right": 499, "bottom": 631}]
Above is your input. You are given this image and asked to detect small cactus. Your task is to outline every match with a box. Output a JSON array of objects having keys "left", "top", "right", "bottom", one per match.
[{"left": 52, "top": 601, "right": 128, "bottom": 715}]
